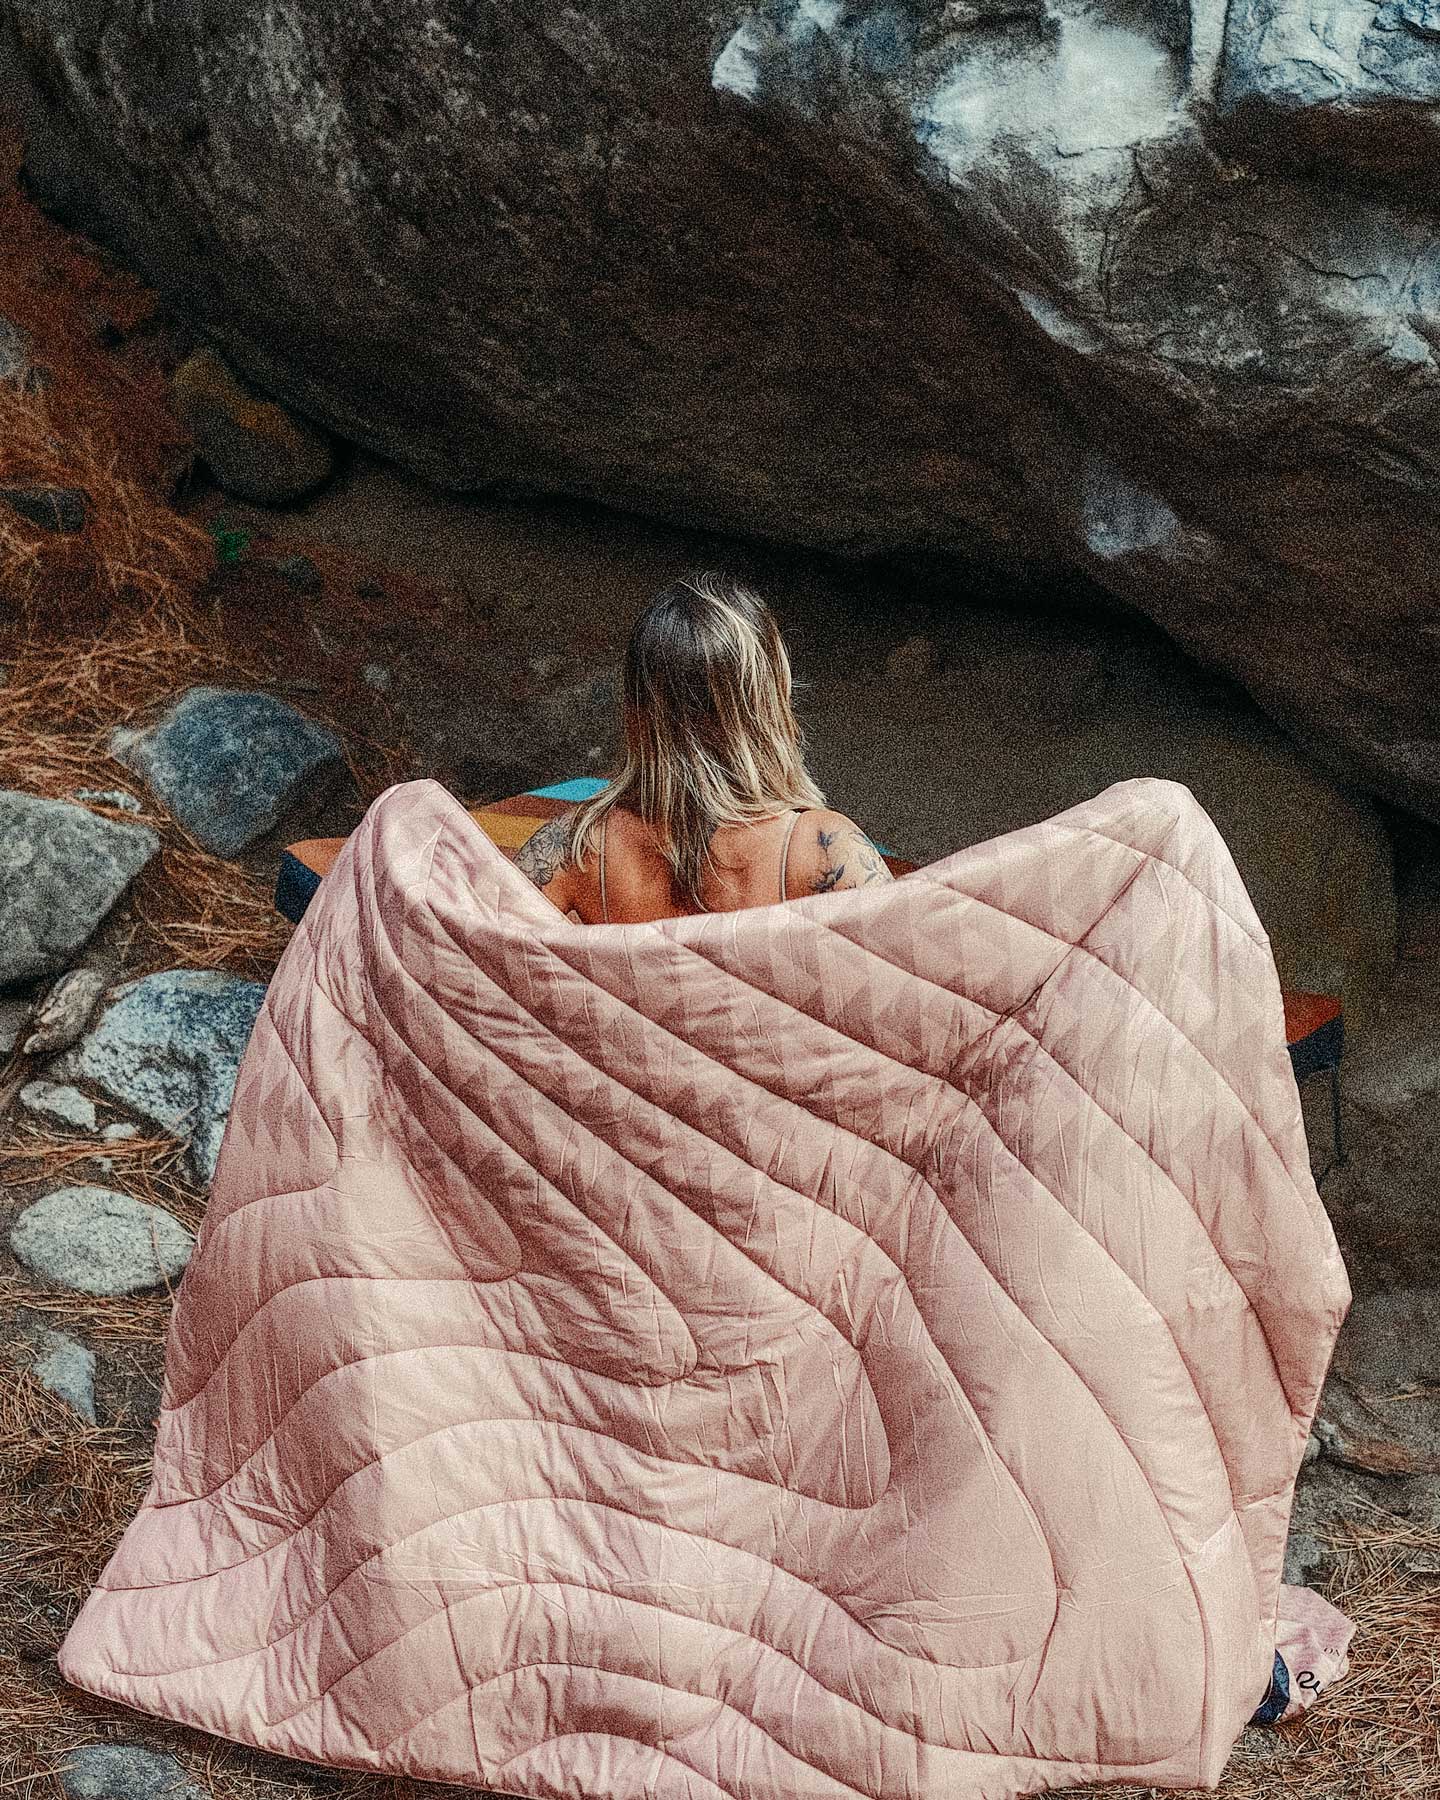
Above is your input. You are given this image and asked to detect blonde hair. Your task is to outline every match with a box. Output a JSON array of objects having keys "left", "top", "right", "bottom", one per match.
[{"left": 568, "top": 571, "right": 826, "bottom": 909}]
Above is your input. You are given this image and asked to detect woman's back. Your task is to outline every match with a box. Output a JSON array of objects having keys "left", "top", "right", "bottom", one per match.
[{"left": 519, "top": 804, "right": 892, "bottom": 925}]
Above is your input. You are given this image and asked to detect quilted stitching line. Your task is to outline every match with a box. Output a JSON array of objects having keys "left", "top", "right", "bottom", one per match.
[
  {"left": 492, "top": 1738, "right": 733, "bottom": 1800},
  {"left": 379, "top": 1662, "right": 883, "bottom": 1797},
  {"left": 674, "top": 923, "right": 1251, "bottom": 1493},
  {"left": 385, "top": 1649, "right": 1157, "bottom": 1791},
  {"left": 905, "top": 788, "right": 1264, "bottom": 953},
  {"left": 407, "top": 911, "right": 914, "bottom": 1453},
  {"left": 808, "top": 910, "right": 1294, "bottom": 1420},
  {"left": 814, "top": 876, "right": 1304, "bottom": 1417},
  {"left": 903, "top": 857, "right": 1308, "bottom": 1223},
  {"left": 152, "top": 1293, "right": 722, "bottom": 1500},
  {"left": 115, "top": 1513, "right": 1046, "bottom": 1752},
  {"left": 137, "top": 1333, "right": 896, "bottom": 1549},
  {"left": 522, "top": 931, "right": 1211, "bottom": 1718},
  {"left": 98, "top": 1445, "right": 1196, "bottom": 1776},
  {"left": 415, "top": 910, "right": 1056, "bottom": 1562},
  {"left": 357, "top": 802, "right": 1236, "bottom": 1717},
  {"left": 1059, "top": 822, "right": 1268, "bottom": 952},
  {"left": 543, "top": 923, "right": 1224, "bottom": 1686},
  {"left": 362, "top": 889, "right": 709, "bottom": 1381}
]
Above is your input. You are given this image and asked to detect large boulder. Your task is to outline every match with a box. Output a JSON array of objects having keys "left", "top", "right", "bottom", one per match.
[{"left": 5, "top": 2, "right": 1440, "bottom": 817}]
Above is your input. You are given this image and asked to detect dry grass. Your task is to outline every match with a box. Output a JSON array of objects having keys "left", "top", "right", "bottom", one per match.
[
  {"left": 0, "top": 127, "right": 208, "bottom": 619},
  {"left": 0, "top": 381, "right": 213, "bottom": 617}
]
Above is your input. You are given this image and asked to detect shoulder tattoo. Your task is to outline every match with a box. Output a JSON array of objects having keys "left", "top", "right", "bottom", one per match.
[
  {"left": 514, "top": 817, "right": 572, "bottom": 889},
  {"left": 814, "top": 824, "right": 892, "bottom": 894}
]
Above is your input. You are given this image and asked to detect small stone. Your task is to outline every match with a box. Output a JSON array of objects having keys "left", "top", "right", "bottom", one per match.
[
  {"left": 172, "top": 346, "right": 334, "bottom": 505},
  {"left": 73, "top": 788, "right": 143, "bottom": 813},
  {"left": 1302, "top": 1431, "right": 1322, "bottom": 1466},
  {"left": 23, "top": 966, "right": 110, "bottom": 1057},
  {"left": 276, "top": 552, "right": 323, "bottom": 594},
  {"left": 362, "top": 661, "right": 392, "bottom": 691},
  {"left": 101, "top": 1121, "right": 140, "bottom": 1141},
  {"left": 0, "top": 485, "right": 88, "bottom": 533},
  {"left": 23, "top": 1326, "right": 97, "bottom": 1423},
  {"left": 59, "top": 1745, "right": 207, "bottom": 1800},
  {"left": 111, "top": 686, "right": 345, "bottom": 857},
  {"left": 1311, "top": 1417, "right": 1344, "bottom": 1457},
  {"left": 20, "top": 1080, "right": 99, "bottom": 1132},
  {"left": 884, "top": 636, "right": 937, "bottom": 683},
  {"left": 0, "top": 794, "right": 159, "bottom": 988},
  {"left": 11, "top": 1186, "right": 194, "bottom": 1296}
]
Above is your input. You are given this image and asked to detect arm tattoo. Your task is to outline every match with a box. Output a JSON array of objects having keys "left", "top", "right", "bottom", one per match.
[
  {"left": 814, "top": 828, "right": 846, "bottom": 894},
  {"left": 814, "top": 824, "right": 893, "bottom": 895},
  {"left": 514, "top": 817, "right": 571, "bottom": 890}
]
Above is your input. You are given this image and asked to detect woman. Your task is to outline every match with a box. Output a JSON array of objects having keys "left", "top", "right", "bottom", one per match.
[{"left": 515, "top": 571, "right": 892, "bottom": 921}]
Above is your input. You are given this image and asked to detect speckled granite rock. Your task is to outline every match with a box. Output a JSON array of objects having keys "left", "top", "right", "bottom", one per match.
[
  {"left": 49, "top": 969, "right": 266, "bottom": 1184},
  {"left": 11, "top": 1187, "right": 194, "bottom": 1296},
  {"left": 0, "top": 791, "right": 158, "bottom": 987},
  {"left": 111, "top": 686, "right": 344, "bottom": 856},
  {"left": 59, "top": 1745, "right": 207, "bottom": 1800}
]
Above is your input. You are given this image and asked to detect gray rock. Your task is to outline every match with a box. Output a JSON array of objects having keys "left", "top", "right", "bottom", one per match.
[
  {"left": 111, "top": 686, "right": 345, "bottom": 857},
  {"left": 20, "top": 1079, "right": 98, "bottom": 1131},
  {"left": 1310, "top": 1287, "right": 1440, "bottom": 1477},
  {"left": 1281, "top": 1529, "right": 1325, "bottom": 1585},
  {"left": 8, "top": 2, "right": 1440, "bottom": 819},
  {"left": 1219, "top": 0, "right": 1440, "bottom": 181},
  {"left": 0, "top": 993, "right": 31, "bottom": 1055},
  {"left": 59, "top": 1746, "right": 206, "bottom": 1800},
  {"left": 101, "top": 1121, "right": 140, "bottom": 1141},
  {"left": 23, "top": 965, "right": 109, "bottom": 1056},
  {"left": 0, "top": 485, "right": 88, "bottom": 533},
  {"left": 73, "top": 787, "right": 143, "bottom": 812},
  {"left": 50, "top": 968, "right": 266, "bottom": 1184},
  {"left": 21, "top": 1325, "right": 97, "bottom": 1423},
  {"left": 276, "top": 552, "right": 323, "bottom": 594},
  {"left": 171, "top": 347, "right": 334, "bottom": 505},
  {"left": 11, "top": 1186, "right": 194, "bottom": 1295},
  {"left": 0, "top": 793, "right": 159, "bottom": 988}
]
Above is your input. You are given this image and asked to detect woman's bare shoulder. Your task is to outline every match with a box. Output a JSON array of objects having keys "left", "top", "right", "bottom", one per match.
[
  {"left": 513, "top": 806, "right": 598, "bottom": 916},
  {"left": 787, "top": 808, "right": 893, "bottom": 896}
]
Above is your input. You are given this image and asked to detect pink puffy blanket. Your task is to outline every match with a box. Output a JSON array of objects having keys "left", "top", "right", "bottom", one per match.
[{"left": 60, "top": 776, "right": 1351, "bottom": 1798}]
